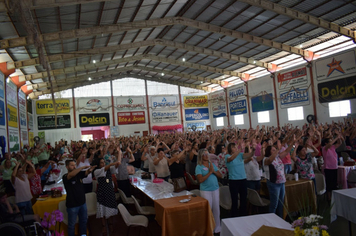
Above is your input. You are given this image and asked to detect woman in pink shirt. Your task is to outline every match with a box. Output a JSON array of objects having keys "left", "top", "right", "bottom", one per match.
[{"left": 322, "top": 134, "right": 342, "bottom": 200}]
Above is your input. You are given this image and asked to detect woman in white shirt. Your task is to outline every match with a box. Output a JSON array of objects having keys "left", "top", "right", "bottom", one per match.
[
  {"left": 244, "top": 142, "right": 265, "bottom": 192},
  {"left": 153, "top": 148, "right": 170, "bottom": 181}
]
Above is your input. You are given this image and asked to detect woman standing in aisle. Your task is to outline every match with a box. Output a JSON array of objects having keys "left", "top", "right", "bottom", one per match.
[
  {"left": 195, "top": 149, "right": 222, "bottom": 235},
  {"left": 76, "top": 146, "right": 95, "bottom": 193}
]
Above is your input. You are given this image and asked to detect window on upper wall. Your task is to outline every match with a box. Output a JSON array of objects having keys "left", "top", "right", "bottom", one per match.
[
  {"left": 216, "top": 117, "right": 224, "bottom": 127},
  {"left": 329, "top": 100, "right": 351, "bottom": 117},
  {"left": 234, "top": 115, "right": 244, "bottom": 125},
  {"left": 257, "top": 111, "right": 270, "bottom": 123},
  {"left": 287, "top": 106, "right": 304, "bottom": 121}
]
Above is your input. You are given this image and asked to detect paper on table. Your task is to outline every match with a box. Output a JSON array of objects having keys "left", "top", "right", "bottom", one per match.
[{"left": 251, "top": 225, "right": 294, "bottom": 236}]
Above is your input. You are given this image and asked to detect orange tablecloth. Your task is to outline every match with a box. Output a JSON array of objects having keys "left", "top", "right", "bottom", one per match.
[
  {"left": 261, "top": 179, "right": 316, "bottom": 218},
  {"left": 154, "top": 195, "right": 215, "bottom": 236},
  {"left": 33, "top": 195, "right": 67, "bottom": 218}
]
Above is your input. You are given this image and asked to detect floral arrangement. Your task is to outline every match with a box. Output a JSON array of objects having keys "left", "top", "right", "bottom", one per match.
[
  {"left": 292, "top": 214, "right": 329, "bottom": 236},
  {"left": 41, "top": 209, "right": 64, "bottom": 236}
]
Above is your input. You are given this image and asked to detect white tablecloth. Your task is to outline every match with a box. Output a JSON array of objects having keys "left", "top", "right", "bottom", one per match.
[
  {"left": 42, "top": 162, "right": 68, "bottom": 194},
  {"left": 331, "top": 188, "right": 356, "bottom": 224},
  {"left": 221, "top": 213, "right": 292, "bottom": 236}
]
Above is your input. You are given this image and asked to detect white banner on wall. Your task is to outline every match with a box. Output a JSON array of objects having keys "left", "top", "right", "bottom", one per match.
[
  {"left": 315, "top": 50, "right": 356, "bottom": 81},
  {"left": 186, "top": 122, "right": 206, "bottom": 131},
  {"left": 151, "top": 96, "right": 178, "bottom": 108},
  {"left": 212, "top": 102, "right": 226, "bottom": 118},
  {"left": 276, "top": 67, "right": 308, "bottom": 90},
  {"left": 21, "top": 130, "right": 28, "bottom": 146},
  {"left": 209, "top": 91, "right": 225, "bottom": 102},
  {"left": 9, "top": 128, "right": 19, "bottom": 152},
  {"left": 78, "top": 98, "right": 109, "bottom": 112},
  {"left": 6, "top": 81, "right": 17, "bottom": 107},
  {"left": 19, "top": 111, "right": 27, "bottom": 128},
  {"left": 279, "top": 87, "right": 310, "bottom": 109},
  {"left": 152, "top": 110, "right": 179, "bottom": 123},
  {"left": 228, "top": 85, "right": 246, "bottom": 100},
  {"left": 28, "top": 113, "right": 33, "bottom": 130},
  {"left": 116, "top": 96, "right": 145, "bottom": 109},
  {"left": 18, "top": 91, "right": 26, "bottom": 112}
]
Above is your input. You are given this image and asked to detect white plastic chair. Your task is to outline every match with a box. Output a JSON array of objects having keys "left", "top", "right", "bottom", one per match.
[
  {"left": 219, "top": 186, "right": 235, "bottom": 210},
  {"left": 118, "top": 189, "right": 140, "bottom": 205},
  {"left": 85, "top": 192, "right": 97, "bottom": 217},
  {"left": 117, "top": 203, "right": 150, "bottom": 236},
  {"left": 131, "top": 195, "right": 155, "bottom": 215},
  {"left": 247, "top": 188, "right": 270, "bottom": 214},
  {"left": 186, "top": 173, "right": 199, "bottom": 186},
  {"left": 315, "top": 173, "right": 326, "bottom": 195},
  {"left": 190, "top": 189, "right": 201, "bottom": 197}
]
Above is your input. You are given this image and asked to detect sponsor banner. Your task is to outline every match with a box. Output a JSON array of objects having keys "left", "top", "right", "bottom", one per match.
[
  {"left": 280, "top": 87, "right": 310, "bottom": 109},
  {"left": 110, "top": 126, "right": 120, "bottom": 137},
  {"left": 209, "top": 91, "right": 225, "bottom": 102},
  {"left": 251, "top": 93, "right": 274, "bottom": 112},
  {"left": 0, "top": 128, "right": 7, "bottom": 153},
  {"left": 118, "top": 111, "right": 145, "bottom": 125},
  {"left": 7, "top": 105, "right": 18, "bottom": 128},
  {"left": 6, "top": 81, "right": 17, "bottom": 107},
  {"left": 152, "top": 96, "right": 178, "bottom": 108},
  {"left": 80, "top": 113, "right": 110, "bottom": 127},
  {"left": 21, "top": 130, "right": 28, "bottom": 146},
  {"left": 0, "top": 100, "right": 5, "bottom": 126},
  {"left": 117, "top": 97, "right": 145, "bottom": 109},
  {"left": 18, "top": 91, "right": 26, "bottom": 111},
  {"left": 277, "top": 67, "right": 308, "bottom": 90},
  {"left": 28, "top": 113, "right": 33, "bottom": 130},
  {"left": 152, "top": 110, "right": 179, "bottom": 123},
  {"left": 184, "top": 95, "right": 208, "bottom": 108},
  {"left": 315, "top": 50, "right": 356, "bottom": 81},
  {"left": 230, "top": 99, "right": 247, "bottom": 116},
  {"left": 9, "top": 128, "right": 19, "bottom": 152},
  {"left": 185, "top": 108, "right": 209, "bottom": 121},
  {"left": 317, "top": 76, "right": 356, "bottom": 103},
  {"left": 36, "top": 99, "right": 70, "bottom": 115},
  {"left": 29, "top": 132, "right": 34, "bottom": 148},
  {"left": 78, "top": 98, "right": 109, "bottom": 112},
  {"left": 229, "top": 85, "right": 246, "bottom": 100},
  {"left": 212, "top": 103, "right": 226, "bottom": 118},
  {"left": 19, "top": 111, "right": 27, "bottom": 128},
  {"left": 37, "top": 115, "right": 71, "bottom": 130},
  {"left": 186, "top": 122, "right": 206, "bottom": 131},
  {"left": 0, "top": 73, "right": 4, "bottom": 99}
]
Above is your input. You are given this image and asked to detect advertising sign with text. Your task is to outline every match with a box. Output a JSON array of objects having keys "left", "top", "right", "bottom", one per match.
[
  {"left": 280, "top": 87, "right": 310, "bottom": 109},
  {"left": 78, "top": 98, "right": 109, "bottom": 112},
  {"left": 251, "top": 93, "right": 274, "bottom": 112},
  {"left": 117, "top": 97, "right": 145, "bottom": 109},
  {"left": 18, "top": 91, "right": 26, "bottom": 111},
  {"left": 230, "top": 99, "right": 247, "bottom": 116},
  {"left": 8, "top": 105, "right": 18, "bottom": 128},
  {"left": 317, "top": 76, "right": 356, "bottom": 103},
  {"left": 36, "top": 99, "right": 70, "bottom": 115},
  {"left": 184, "top": 95, "right": 208, "bottom": 108},
  {"left": 209, "top": 91, "right": 225, "bottom": 102},
  {"left": 28, "top": 113, "right": 33, "bottom": 130},
  {"left": 152, "top": 110, "right": 179, "bottom": 123},
  {"left": 277, "top": 67, "right": 308, "bottom": 90},
  {"left": 19, "top": 111, "right": 27, "bottom": 128},
  {"left": 212, "top": 103, "right": 226, "bottom": 118},
  {"left": 37, "top": 115, "right": 71, "bottom": 130},
  {"left": 0, "top": 73, "right": 4, "bottom": 99},
  {"left": 79, "top": 113, "right": 110, "bottom": 127},
  {"left": 9, "top": 128, "right": 19, "bottom": 152},
  {"left": 229, "top": 85, "right": 246, "bottom": 100},
  {"left": 0, "top": 100, "right": 5, "bottom": 126},
  {"left": 151, "top": 96, "right": 178, "bottom": 108},
  {"left": 185, "top": 108, "right": 209, "bottom": 121},
  {"left": 6, "top": 81, "right": 17, "bottom": 107},
  {"left": 186, "top": 122, "right": 206, "bottom": 131},
  {"left": 118, "top": 111, "right": 145, "bottom": 125}
]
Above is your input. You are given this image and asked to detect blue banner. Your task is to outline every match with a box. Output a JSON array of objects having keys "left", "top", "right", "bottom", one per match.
[
  {"left": 230, "top": 99, "right": 247, "bottom": 115},
  {"left": 186, "top": 122, "right": 206, "bottom": 131},
  {"left": 251, "top": 93, "right": 274, "bottom": 112},
  {"left": 0, "top": 100, "right": 5, "bottom": 126},
  {"left": 280, "top": 88, "right": 309, "bottom": 108},
  {"left": 212, "top": 103, "right": 226, "bottom": 118},
  {"left": 185, "top": 108, "right": 209, "bottom": 121}
]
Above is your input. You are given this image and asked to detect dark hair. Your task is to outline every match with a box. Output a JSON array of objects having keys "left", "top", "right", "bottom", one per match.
[
  {"left": 244, "top": 147, "right": 249, "bottom": 153},
  {"left": 322, "top": 138, "right": 331, "bottom": 147},
  {"left": 65, "top": 160, "right": 74, "bottom": 166},
  {"left": 265, "top": 146, "right": 273, "bottom": 157},
  {"left": 227, "top": 143, "right": 236, "bottom": 155},
  {"left": 200, "top": 142, "right": 207, "bottom": 149},
  {"left": 215, "top": 144, "right": 224, "bottom": 155},
  {"left": 296, "top": 145, "right": 304, "bottom": 154},
  {"left": 157, "top": 148, "right": 165, "bottom": 153}
]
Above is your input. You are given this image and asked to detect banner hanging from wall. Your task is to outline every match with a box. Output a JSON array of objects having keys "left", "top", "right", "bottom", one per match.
[
  {"left": 6, "top": 81, "right": 17, "bottom": 107},
  {"left": 9, "top": 129, "right": 19, "bottom": 152},
  {"left": 18, "top": 91, "right": 26, "bottom": 112},
  {"left": 20, "top": 111, "right": 27, "bottom": 128},
  {"left": 110, "top": 126, "right": 120, "bottom": 137},
  {"left": 117, "top": 97, "right": 145, "bottom": 110},
  {"left": 209, "top": 91, "right": 225, "bottom": 102},
  {"left": 0, "top": 100, "right": 5, "bottom": 126},
  {"left": 151, "top": 96, "right": 178, "bottom": 108},
  {"left": 212, "top": 103, "right": 226, "bottom": 118},
  {"left": 229, "top": 85, "right": 246, "bottom": 100},
  {"left": 251, "top": 93, "right": 274, "bottom": 112},
  {"left": 152, "top": 110, "right": 179, "bottom": 123},
  {"left": 184, "top": 95, "right": 208, "bottom": 107},
  {"left": 118, "top": 111, "right": 145, "bottom": 125},
  {"left": 0, "top": 77, "right": 4, "bottom": 99},
  {"left": 186, "top": 122, "right": 206, "bottom": 131},
  {"left": 185, "top": 108, "right": 209, "bottom": 121},
  {"left": 79, "top": 113, "right": 110, "bottom": 127},
  {"left": 78, "top": 98, "right": 109, "bottom": 112},
  {"left": 36, "top": 99, "right": 70, "bottom": 115},
  {"left": 7, "top": 105, "right": 18, "bottom": 128},
  {"left": 317, "top": 76, "right": 356, "bottom": 103},
  {"left": 37, "top": 115, "right": 71, "bottom": 130},
  {"left": 280, "top": 87, "right": 310, "bottom": 109},
  {"left": 315, "top": 50, "right": 356, "bottom": 81},
  {"left": 29, "top": 132, "right": 34, "bottom": 148},
  {"left": 276, "top": 67, "right": 308, "bottom": 90},
  {"left": 28, "top": 113, "right": 33, "bottom": 130},
  {"left": 229, "top": 99, "right": 247, "bottom": 116},
  {"left": 21, "top": 130, "right": 28, "bottom": 146}
]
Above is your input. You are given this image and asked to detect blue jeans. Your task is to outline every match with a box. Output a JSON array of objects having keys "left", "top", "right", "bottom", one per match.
[
  {"left": 246, "top": 180, "right": 261, "bottom": 192},
  {"left": 266, "top": 180, "right": 285, "bottom": 218},
  {"left": 17, "top": 200, "right": 34, "bottom": 216},
  {"left": 284, "top": 164, "right": 292, "bottom": 174},
  {"left": 67, "top": 203, "right": 87, "bottom": 236}
]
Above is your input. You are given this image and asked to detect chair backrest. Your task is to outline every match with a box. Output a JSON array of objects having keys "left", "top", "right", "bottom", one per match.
[
  {"left": 58, "top": 200, "right": 69, "bottom": 225},
  {"left": 117, "top": 203, "right": 132, "bottom": 227},
  {"left": 85, "top": 192, "right": 97, "bottom": 216},
  {"left": 186, "top": 173, "right": 199, "bottom": 185},
  {"left": 247, "top": 188, "right": 266, "bottom": 206},
  {"left": 190, "top": 189, "right": 201, "bottom": 197},
  {"left": 118, "top": 189, "right": 130, "bottom": 204},
  {"left": 315, "top": 173, "right": 326, "bottom": 195},
  {"left": 131, "top": 195, "right": 143, "bottom": 215},
  {"left": 92, "top": 180, "right": 98, "bottom": 193},
  {"left": 219, "top": 186, "right": 232, "bottom": 210}
]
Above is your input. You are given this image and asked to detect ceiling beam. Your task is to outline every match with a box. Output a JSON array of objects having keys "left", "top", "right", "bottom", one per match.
[
  {"left": 238, "top": 0, "right": 356, "bottom": 40},
  {"left": 28, "top": 73, "right": 209, "bottom": 99},
  {"left": 15, "top": 54, "right": 249, "bottom": 82},
  {"left": 8, "top": 39, "right": 273, "bottom": 71},
  {"left": 0, "top": 0, "right": 115, "bottom": 12},
  {"left": 0, "top": 17, "right": 313, "bottom": 58}
]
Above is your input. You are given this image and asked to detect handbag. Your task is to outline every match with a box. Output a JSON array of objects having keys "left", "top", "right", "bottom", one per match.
[{"left": 173, "top": 177, "right": 187, "bottom": 192}]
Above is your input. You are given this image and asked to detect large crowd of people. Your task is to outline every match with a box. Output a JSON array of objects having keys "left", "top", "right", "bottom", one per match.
[{"left": 0, "top": 118, "right": 355, "bottom": 235}]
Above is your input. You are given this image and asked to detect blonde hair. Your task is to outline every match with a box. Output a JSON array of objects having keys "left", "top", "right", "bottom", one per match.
[{"left": 197, "top": 149, "right": 208, "bottom": 166}]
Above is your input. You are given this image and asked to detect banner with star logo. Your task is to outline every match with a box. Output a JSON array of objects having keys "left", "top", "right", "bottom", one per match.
[{"left": 315, "top": 50, "right": 356, "bottom": 81}]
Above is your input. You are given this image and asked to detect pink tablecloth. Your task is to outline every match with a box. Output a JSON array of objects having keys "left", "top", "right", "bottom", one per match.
[{"left": 338, "top": 166, "right": 356, "bottom": 189}]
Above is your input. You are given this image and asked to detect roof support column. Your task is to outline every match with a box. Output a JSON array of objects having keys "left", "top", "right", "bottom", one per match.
[
  {"left": 145, "top": 79, "right": 151, "bottom": 135},
  {"left": 178, "top": 86, "right": 184, "bottom": 133},
  {"left": 110, "top": 80, "right": 115, "bottom": 129},
  {"left": 72, "top": 88, "right": 76, "bottom": 128}
]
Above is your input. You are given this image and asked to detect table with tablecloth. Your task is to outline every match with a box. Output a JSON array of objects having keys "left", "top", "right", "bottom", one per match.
[
  {"left": 261, "top": 179, "right": 316, "bottom": 218},
  {"left": 33, "top": 195, "right": 67, "bottom": 218},
  {"left": 337, "top": 165, "right": 356, "bottom": 189},
  {"left": 154, "top": 195, "right": 215, "bottom": 236},
  {"left": 221, "top": 213, "right": 293, "bottom": 236}
]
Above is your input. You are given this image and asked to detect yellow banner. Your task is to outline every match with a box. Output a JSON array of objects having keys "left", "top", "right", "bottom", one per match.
[
  {"left": 8, "top": 105, "right": 18, "bottom": 128},
  {"left": 29, "top": 132, "right": 34, "bottom": 148},
  {"left": 184, "top": 95, "right": 208, "bottom": 107},
  {"left": 36, "top": 99, "right": 70, "bottom": 114}
]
